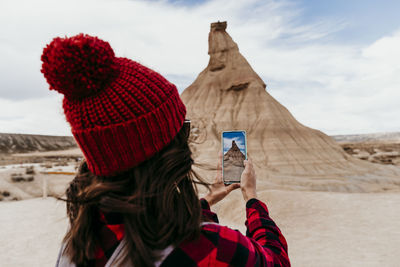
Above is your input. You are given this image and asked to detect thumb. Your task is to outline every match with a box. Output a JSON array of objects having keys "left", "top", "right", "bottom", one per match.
[{"left": 226, "top": 183, "right": 240, "bottom": 193}]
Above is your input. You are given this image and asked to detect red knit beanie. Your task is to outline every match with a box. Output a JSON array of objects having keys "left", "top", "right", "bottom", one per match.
[{"left": 40, "top": 34, "right": 186, "bottom": 176}]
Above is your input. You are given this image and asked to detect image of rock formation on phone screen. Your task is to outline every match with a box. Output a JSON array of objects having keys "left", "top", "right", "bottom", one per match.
[{"left": 223, "top": 140, "right": 245, "bottom": 181}]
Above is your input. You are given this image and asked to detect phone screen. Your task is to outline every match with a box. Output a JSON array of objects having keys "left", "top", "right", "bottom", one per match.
[{"left": 222, "top": 131, "right": 247, "bottom": 184}]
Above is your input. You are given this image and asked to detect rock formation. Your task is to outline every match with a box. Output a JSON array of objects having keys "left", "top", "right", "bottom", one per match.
[
  {"left": 333, "top": 132, "right": 400, "bottom": 166},
  {"left": 223, "top": 140, "right": 245, "bottom": 182},
  {"left": 332, "top": 132, "right": 400, "bottom": 143},
  {"left": 224, "top": 140, "right": 245, "bottom": 167},
  {"left": 0, "top": 133, "right": 77, "bottom": 154},
  {"left": 181, "top": 21, "right": 400, "bottom": 192}
]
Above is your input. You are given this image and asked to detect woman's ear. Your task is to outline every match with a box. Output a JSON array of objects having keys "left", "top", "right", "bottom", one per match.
[{"left": 77, "top": 159, "right": 88, "bottom": 174}]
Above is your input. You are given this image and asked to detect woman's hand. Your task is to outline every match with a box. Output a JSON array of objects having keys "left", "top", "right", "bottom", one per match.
[
  {"left": 240, "top": 158, "right": 257, "bottom": 202},
  {"left": 204, "top": 153, "right": 240, "bottom": 206}
]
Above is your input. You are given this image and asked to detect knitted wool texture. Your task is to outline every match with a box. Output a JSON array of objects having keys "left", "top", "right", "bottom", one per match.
[{"left": 41, "top": 34, "right": 186, "bottom": 176}]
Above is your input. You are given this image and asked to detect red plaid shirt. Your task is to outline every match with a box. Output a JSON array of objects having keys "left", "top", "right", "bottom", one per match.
[{"left": 92, "top": 198, "right": 290, "bottom": 267}]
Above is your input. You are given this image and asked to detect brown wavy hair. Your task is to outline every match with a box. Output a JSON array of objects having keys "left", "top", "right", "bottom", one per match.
[{"left": 63, "top": 124, "right": 208, "bottom": 266}]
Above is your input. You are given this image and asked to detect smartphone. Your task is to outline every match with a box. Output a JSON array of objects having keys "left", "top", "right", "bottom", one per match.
[{"left": 222, "top": 130, "right": 247, "bottom": 184}]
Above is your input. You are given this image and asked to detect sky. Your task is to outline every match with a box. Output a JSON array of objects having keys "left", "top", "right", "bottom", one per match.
[
  {"left": 1, "top": 0, "right": 399, "bottom": 136},
  {"left": 223, "top": 131, "right": 246, "bottom": 155}
]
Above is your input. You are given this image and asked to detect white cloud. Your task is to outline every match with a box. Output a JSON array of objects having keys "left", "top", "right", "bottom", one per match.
[
  {"left": 260, "top": 30, "right": 400, "bottom": 134},
  {"left": 0, "top": 0, "right": 399, "bottom": 135},
  {"left": 0, "top": 95, "right": 70, "bottom": 135}
]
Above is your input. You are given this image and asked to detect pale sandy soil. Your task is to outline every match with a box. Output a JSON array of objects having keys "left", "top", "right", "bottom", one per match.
[
  {"left": 0, "top": 198, "right": 68, "bottom": 267},
  {"left": 0, "top": 164, "right": 75, "bottom": 200},
  {"left": 215, "top": 190, "right": 400, "bottom": 267},
  {"left": 1, "top": 191, "right": 399, "bottom": 267}
]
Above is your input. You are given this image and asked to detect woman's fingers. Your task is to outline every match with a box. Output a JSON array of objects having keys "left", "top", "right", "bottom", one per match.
[
  {"left": 240, "top": 157, "right": 257, "bottom": 202},
  {"left": 204, "top": 153, "right": 241, "bottom": 206},
  {"left": 215, "top": 152, "right": 223, "bottom": 183},
  {"left": 226, "top": 183, "right": 240, "bottom": 193},
  {"left": 243, "top": 158, "right": 254, "bottom": 173},
  {"left": 217, "top": 152, "right": 222, "bottom": 170}
]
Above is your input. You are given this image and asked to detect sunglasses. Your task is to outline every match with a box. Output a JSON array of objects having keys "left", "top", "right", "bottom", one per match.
[{"left": 183, "top": 119, "right": 191, "bottom": 139}]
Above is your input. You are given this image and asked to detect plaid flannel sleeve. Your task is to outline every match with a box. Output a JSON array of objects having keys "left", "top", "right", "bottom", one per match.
[
  {"left": 163, "top": 198, "right": 289, "bottom": 266},
  {"left": 200, "top": 198, "right": 219, "bottom": 223},
  {"left": 245, "top": 198, "right": 290, "bottom": 266}
]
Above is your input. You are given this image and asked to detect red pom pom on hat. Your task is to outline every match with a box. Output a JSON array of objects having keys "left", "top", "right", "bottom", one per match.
[{"left": 41, "top": 34, "right": 118, "bottom": 100}]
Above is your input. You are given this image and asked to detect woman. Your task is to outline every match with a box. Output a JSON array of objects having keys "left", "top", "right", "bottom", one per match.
[{"left": 41, "top": 34, "right": 290, "bottom": 267}]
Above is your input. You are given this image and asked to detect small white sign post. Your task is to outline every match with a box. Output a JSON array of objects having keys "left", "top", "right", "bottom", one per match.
[{"left": 42, "top": 176, "right": 48, "bottom": 198}]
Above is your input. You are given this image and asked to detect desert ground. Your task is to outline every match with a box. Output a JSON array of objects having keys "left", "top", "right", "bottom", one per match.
[
  {"left": 215, "top": 189, "right": 400, "bottom": 267},
  {"left": 1, "top": 189, "right": 399, "bottom": 267},
  {"left": 338, "top": 142, "right": 400, "bottom": 166}
]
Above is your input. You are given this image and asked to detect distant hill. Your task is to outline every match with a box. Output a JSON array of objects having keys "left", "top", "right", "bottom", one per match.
[
  {"left": 1, "top": 131, "right": 398, "bottom": 155},
  {"left": 0, "top": 133, "right": 77, "bottom": 154},
  {"left": 331, "top": 132, "right": 400, "bottom": 143},
  {"left": 331, "top": 132, "right": 400, "bottom": 166}
]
